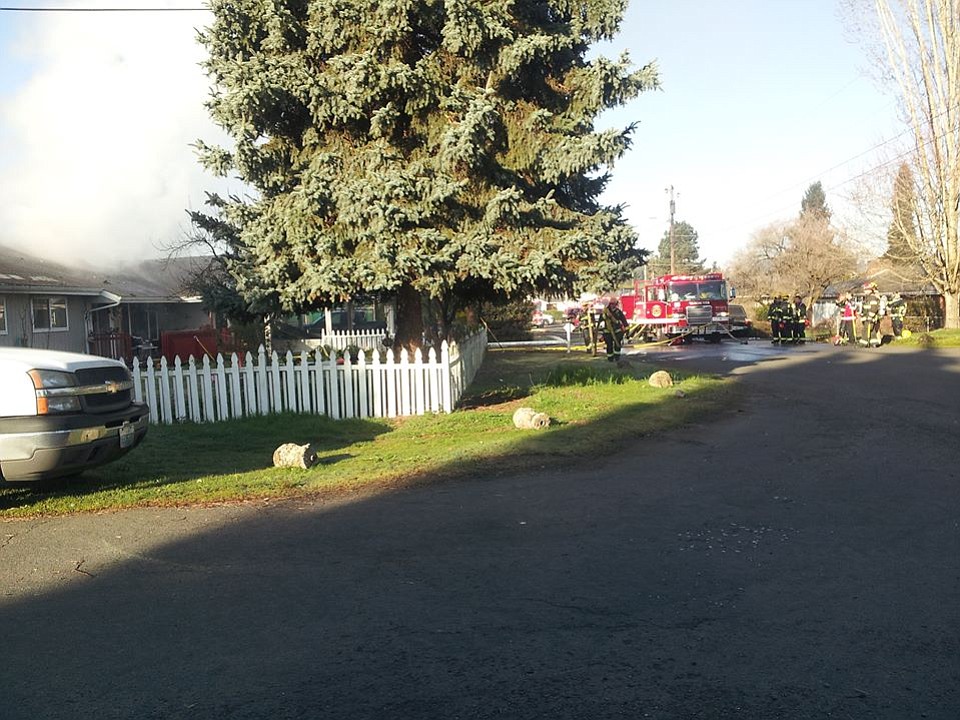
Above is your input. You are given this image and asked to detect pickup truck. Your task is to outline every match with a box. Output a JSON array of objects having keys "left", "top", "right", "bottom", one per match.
[{"left": 0, "top": 348, "right": 149, "bottom": 482}]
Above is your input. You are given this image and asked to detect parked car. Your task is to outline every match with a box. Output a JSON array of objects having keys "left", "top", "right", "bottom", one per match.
[
  {"left": 531, "top": 311, "right": 555, "bottom": 328},
  {"left": 728, "top": 304, "right": 753, "bottom": 337},
  {"left": 0, "top": 348, "right": 149, "bottom": 482}
]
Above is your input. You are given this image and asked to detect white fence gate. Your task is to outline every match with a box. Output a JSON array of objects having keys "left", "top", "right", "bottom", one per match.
[{"left": 132, "top": 330, "right": 486, "bottom": 425}]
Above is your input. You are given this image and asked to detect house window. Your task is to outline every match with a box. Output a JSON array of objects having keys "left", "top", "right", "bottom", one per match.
[
  {"left": 0, "top": 297, "right": 6, "bottom": 335},
  {"left": 31, "top": 296, "right": 69, "bottom": 332}
]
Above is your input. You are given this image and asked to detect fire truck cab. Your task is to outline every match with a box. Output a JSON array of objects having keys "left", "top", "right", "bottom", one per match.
[{"left": 620, "top": 272, "right": 733, "bottom": 342}]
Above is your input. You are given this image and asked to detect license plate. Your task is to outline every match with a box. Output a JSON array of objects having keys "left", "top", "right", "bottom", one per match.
[{"left": 119, "top": 422, "right": 135, "bottom": 448}]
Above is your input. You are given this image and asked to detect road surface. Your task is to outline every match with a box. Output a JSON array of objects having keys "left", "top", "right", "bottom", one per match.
[{"left": 2, "top": 340, "right": 958, "bottom": 719}]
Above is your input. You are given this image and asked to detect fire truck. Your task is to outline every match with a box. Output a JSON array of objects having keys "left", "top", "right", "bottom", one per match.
[{"left": 619, "top": 272, "right": 734, "bottom": 343}]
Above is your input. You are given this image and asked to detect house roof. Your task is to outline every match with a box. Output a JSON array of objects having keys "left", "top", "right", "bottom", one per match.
[
  {"left": 0, "top": 245, "right": 104, "bottom": 296},
  {"left": 102, "top": 256, "right": 215, "bottom": 303},
  {"left": 820, "top": 262, "right": 939, "bottom": 298},
  {"left": 0, "top": 244, "right": 213, "bottom": 304}
]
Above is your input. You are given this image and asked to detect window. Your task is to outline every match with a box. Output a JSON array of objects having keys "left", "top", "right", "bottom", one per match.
[
  {"left": 0, "top": 297, "right": 6, "bottom": 335},
  {"left": 31, "top": 296, "right": 68, "bottom": 332}
]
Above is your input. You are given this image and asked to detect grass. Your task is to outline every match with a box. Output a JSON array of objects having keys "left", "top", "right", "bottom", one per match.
[
  {"left": 891, "top": 328, "right": 960, "bottom": 348},
  {"left": 0, "top": 349, "right": 738, "bottom": 518}
]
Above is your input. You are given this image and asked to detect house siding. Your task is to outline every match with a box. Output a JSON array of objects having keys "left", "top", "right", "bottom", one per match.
[{"left": 0, "top": 294, "right": 91, "bottom": 353}]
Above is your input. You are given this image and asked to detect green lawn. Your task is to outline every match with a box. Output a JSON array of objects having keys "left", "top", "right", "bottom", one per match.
[
  {"left": 893, "top": 328, "right": 960, "bottom": 348},
  {"left": 0, "top": 349, "right": 738, "bottom": 518}
]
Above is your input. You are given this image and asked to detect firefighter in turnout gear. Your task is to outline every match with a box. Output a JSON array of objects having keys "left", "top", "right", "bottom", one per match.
[
  {"left": 601, "top": 297, "right": 629, "bottom": 361},
  {"left": 791, "top": 295, "right": 807, "bottom": 343},
  {"left": 769, "top": 296, "right": 785, "bottom": 343},
  {"left": 581, "top": 302, "right": 600, "bottom": 356},
  {"left": 859, "top": 282, "right": 882, "bottom": 347},
  {"left": 835, "top": 293, "right": 858, "bottom": 346},
  {"left": 888, "top": 292, "right": 907, "bottom": 338},
  {"left": 780, "top": 297, "right": 797, "bottom": 344}
]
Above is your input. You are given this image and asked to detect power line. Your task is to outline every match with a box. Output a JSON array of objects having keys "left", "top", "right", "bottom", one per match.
[{"left": 717, "top": 101, "right": 960, "bottom": 236}]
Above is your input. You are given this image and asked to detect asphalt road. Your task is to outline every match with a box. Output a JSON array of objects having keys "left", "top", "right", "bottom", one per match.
[{"left": 2, "top": 340, "right": 958, "bottom": 719}]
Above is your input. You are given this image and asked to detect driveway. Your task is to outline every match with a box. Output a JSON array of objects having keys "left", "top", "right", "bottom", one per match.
[{"left": 2, "top": 341, "right": 958, "bottom": 719}]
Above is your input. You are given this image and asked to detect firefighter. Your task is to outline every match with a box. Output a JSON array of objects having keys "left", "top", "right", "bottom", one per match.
[
  {"left": 791, "top": 295, "right": 807, "bottom": 343},
  {"left": 769, "top": 296, "right": 784, "bottom": 344},
  {"left": 580, "top": 301, "right": 599, "bottom": 355},
  {"left": 601, "top": 297, "right": 628, "bottom": 361},
  {"left": 835, "top": 293, "right": 857, "bottom": 346},
  {"left": 780, "top": 295, "right": 796, "bottom": 345},
  {"left": 888, "top": 291, "right": 907, "bottom": 338},
  {"left": 780, "top": 296, "right": 797, "bottom": 345},
  {"left": 859, "top": 282, "right": 882, "bottom": 347}
]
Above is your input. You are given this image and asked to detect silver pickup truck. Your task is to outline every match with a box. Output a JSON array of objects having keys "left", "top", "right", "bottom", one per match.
[{"left": 0, "top": 348, "right": 149, "bottom": 481}]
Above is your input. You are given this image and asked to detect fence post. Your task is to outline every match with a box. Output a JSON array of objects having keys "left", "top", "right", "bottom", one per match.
[
  {"left": 385, "top": 349, "right": 397, "bottom": 418},
  {"left": 440, "top": 341, "right": 452, "bottom": 413},
  {"left": 257, "top": 345, "right": 269, "bottom": 416},
  {"left": 313, "top": 352, "right": 326, "bottom": 416},
  {"left": 371, "top": 349, "right": 383, "bottom": 417},
  {"left": 428, "top": 347, "right": 440, "bottom": 413},
  {"left": 145, "top": 359, "right": 159, "bottom": 423},
  {"left": 244, "top": 351, "right": 257, "bottom": 416},
  {"left": 230, "top": 353, "right": 242, "bottom": 419},
  {"left": 399, "top": 349, "right": 411, "bottom": 417},
  {"left": 187, "top": 356, "right": 201, "bottom": 422},
  {"left": 201, "top": 355, "right": 215, "bottom": 422},
  {"left": 357, "top": 350, "right": 369, "bottom": 418},
  {"left": 159, "top": 357, "right": 173, "bottom": 424},
  {"left": 216, "top": 354, "right": 229, "bottom": 421},
  {"left": 327, "top": 353, "right": 341, "bottom": 420},
  {"left": 413, "top": 348, "right": 425, "bottom": 416},
  {"left": 343, "top": 352, "right": 354, "bottom": 419},
  {"left": 284, "top": 350, "right": 297, "bottom": 412},
  {"left": 298, "top": 351, "right": 311, "bottom": 413},
  {"left": 132, "top": 358, "right": 143, "bottom": 405},
  {"left": 270, "top": 350, "right": 282, "bottom": 412}
]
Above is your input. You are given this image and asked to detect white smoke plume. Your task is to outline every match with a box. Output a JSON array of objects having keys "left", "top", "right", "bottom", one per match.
[{"left": 0, "top": 2, "right": 227, "bottom": 268}]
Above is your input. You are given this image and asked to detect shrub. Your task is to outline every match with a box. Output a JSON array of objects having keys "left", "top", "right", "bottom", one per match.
[{"left": 481, "top": 299, "right": 535, "bottom": 341}]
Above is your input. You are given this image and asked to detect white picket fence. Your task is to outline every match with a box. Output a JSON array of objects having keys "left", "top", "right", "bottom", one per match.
[
  {"left": 320, "top": 329, "right": 387, "bottom": 352},
  {"left": 131, "top": 329, "right": 486, "bottom": 425}
]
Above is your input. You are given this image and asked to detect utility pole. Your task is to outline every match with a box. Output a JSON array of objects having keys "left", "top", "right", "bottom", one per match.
[{"left": 666, "top": 185, "right": 676, "bottom": 275}]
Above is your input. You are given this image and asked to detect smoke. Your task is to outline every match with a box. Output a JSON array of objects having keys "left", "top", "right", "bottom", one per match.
[{"left": 0, "top": 2, "right": 227, "bottom": 269}]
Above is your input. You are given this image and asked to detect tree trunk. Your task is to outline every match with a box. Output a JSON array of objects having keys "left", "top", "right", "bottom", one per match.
[
  {"left": 943, "top": 290, "right": 959, "bottom": 329},
  {"left": 394, "top": 282, "right": 424, "bottom": 350}
]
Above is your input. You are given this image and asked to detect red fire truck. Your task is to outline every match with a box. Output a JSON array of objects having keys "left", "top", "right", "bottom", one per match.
[{"left": 619, "top": 272, "right": 734, "bottom": 343}]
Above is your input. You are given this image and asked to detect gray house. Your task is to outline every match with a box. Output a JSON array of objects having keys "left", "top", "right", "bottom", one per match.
[
  {"left": 0, "top": 246, "right": 216, "bottom": 362},
  {"left": 813, "top": 263, "right": 944, "bottom": 332}
]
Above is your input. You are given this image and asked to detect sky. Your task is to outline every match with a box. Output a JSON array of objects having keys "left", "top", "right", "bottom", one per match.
[{"left": 0, "top": 0, "right": 905, "bottom": 270}]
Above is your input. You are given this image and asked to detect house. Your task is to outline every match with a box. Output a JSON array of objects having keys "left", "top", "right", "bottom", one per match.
[
  {"left": 0, "top": 245, "right": 221, "bottom": 362},
  {"left": 812, "top": 262, "right": 944, "bottom": 332}
]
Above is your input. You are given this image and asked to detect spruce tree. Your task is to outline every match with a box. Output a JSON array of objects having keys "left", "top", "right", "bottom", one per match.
[
  {"left": 648, "top": 220, "right": 704, "bottom": 276},
  {"left": 884, "top": 163, "right": 917, "bottom": 264},
  {"left": 193, "top": 0, "right": 659, "bottom": 346},
  {"left": 800, "top": 181, "right": 831, "bottom": 222}
]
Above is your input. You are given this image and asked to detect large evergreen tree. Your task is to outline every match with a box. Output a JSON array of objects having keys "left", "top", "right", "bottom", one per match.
[{"left": 192, "top": 0, "right": 658, "bottom": 346}]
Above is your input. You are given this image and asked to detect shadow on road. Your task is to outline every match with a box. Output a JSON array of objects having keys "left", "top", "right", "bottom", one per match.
[{"left": 2, "top": 342, "right": 959, "bottom": 719}]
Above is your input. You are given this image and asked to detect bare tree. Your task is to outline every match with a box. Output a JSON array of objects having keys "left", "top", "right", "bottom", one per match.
[
  {"left": 869, "top": 0, "right": 960, "bottom": 326},
  {"left": 727, "top": 222, "right": 788, "bottom": 300},
  {"left": 728, "top": 216, "right": 858, "bottom": 305}
]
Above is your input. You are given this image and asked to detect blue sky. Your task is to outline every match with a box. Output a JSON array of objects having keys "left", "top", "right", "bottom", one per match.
[{"left": 0, "top": 0, "right": 902, "bottom": 268}]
